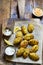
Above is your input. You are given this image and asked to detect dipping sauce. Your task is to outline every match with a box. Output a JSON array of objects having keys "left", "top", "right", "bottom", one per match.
[
  {"left": 3, "top": 29, "right": 12, "bottom": 36},
  {"left": 5, "top": 46, "right": 15, "bottom": 56},
  {"left": 33, "top": 8, "right": 43, "bottom": 17}
]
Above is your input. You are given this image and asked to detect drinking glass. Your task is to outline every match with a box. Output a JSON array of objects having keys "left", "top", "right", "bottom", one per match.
[
  {"left": 17, "top": 0, "right": 25, "bottom": 19},
  {"left": 25, "top": 0, "right": 33, "bottom": 19}
]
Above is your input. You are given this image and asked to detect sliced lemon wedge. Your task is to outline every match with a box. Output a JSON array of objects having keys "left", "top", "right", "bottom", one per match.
[
  {"left": 4, "top": 39, "right": 13, "bottom": 46},
  {"left": 13, "top": 26, "right": 21, "bottom": 33}
]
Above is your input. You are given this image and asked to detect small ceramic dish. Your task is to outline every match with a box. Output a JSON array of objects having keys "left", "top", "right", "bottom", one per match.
[
  {"left": 3, "top": 28, "right": 12, "bottom": 36},
  {"left": 32, "top": 8, "right": 43, "bottom": 17},
  {"left": 5, "top": 46, "right": 15, "bottom": 56}
]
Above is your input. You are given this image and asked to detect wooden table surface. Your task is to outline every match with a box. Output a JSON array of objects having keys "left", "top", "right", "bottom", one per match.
[{"left": 0, "top": 0, "right": 43, "bottom": 65}]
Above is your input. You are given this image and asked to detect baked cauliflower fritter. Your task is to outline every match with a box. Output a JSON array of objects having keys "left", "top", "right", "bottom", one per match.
[
  {"left": 16, "top": 48, "right": 25, "bottom": 57},
  {"left": 29, "top": 53, "right": 39, "bottom": 61},
  {"left": 28, "top": 39, "right": 38, "bottom": 46},
  {"left": 27, "top": 24, "right": 34, "bottom": 33},
  {"left": 20, "top": 40, "right": 28, "bottom": 48},
  {"left": 23, "top": 48, "right": 30, "bottom": 58},
  {"left": 23, "top": 34, "right": 34, "bottom": 41},
  {"left": 14, "top": 37, "right": 22, "bottom": 45},
  {"left": 30, "top": 45, "right": 39, "bottom": 52},
  {"left": 16, "top": 31, "right": 23, "bottom": 37},
  {"left": 21, "top": 26, "right": 28, "bottom": 35}
]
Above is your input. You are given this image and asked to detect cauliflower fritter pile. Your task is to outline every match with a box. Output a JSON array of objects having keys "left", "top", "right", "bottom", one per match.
[{"left": 14, "top": 23, "right": 39, "bottom": 61}]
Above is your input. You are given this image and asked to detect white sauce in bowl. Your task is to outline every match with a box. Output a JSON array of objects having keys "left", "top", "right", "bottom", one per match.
[
  {"left": 3, "top": 29, "right": 12, "bottom": 36},
  {"left": 5, "top": 47, "right": 15, "bottom": 56}
]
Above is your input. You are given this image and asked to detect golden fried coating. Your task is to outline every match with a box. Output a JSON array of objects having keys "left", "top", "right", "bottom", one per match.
[
  {"left": 29, "top": 53, "right": 39, "bottom": 61},
  {"left": 30, "top": 45, "right": 39, "bottom": 52},
  {"left": 14, "top": 37, "right": 22, "bottom": 45},
  {"left": 28, "top": 39, "right": 38, "bottom": 46},
  {"left": 21, "top": 26, "right": 28, "bottom": 35},
  {"left": 27, "top": 24, "right": 34, "bottom": 33},
  {"left": 16, "top": 48, "right": 25, "bottom": 57},
  {"left": 16, "top": 31, "right": 23, "bottom": 37},
  {"left": 20, "top": 40, "right": 28, "bottom": 48},
  {"left": 23, "top": 34, "right": 34, "bottom": 41},
  {"left": 23, "top": 48, "right": 30, "bottom": 58}
]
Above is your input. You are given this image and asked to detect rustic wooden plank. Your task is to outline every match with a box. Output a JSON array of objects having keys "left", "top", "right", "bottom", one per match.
[{"left": 2, "top": 0, "right": 11, "bottom": 19}]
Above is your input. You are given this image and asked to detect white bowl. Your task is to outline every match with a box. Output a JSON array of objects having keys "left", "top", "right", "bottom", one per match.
[
  {"left": 32, "top": 8, "right": 43, "bottom": 17},
  {"left": 5, "top": 46, "right": 15, "bottom": 56},
  {"left": 3, "top": 29, "right": 12, "bottom": 36}
]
